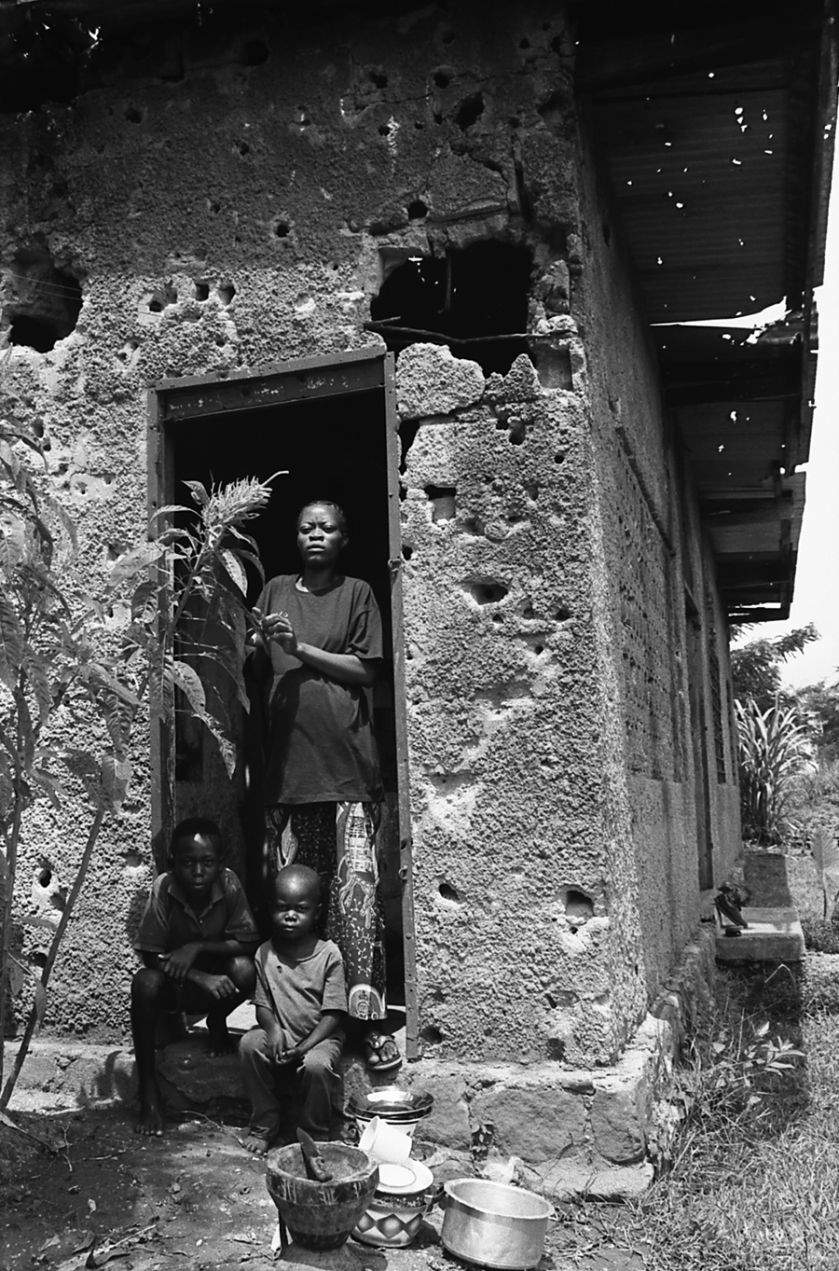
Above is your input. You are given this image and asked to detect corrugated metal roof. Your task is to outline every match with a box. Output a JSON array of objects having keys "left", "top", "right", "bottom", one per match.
[{"left": 576, "top": 1, "right": 837, "bottom": 619}]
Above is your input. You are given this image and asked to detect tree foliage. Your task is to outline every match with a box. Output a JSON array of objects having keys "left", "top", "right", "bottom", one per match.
[{"left": 730, "top": 623, "right": 819, "bottom": 711}]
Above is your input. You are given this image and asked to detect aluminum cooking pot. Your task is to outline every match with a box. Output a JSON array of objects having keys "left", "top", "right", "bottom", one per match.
[{"left": 441, "top": 1178, "right": 552, "bottom": 1270}]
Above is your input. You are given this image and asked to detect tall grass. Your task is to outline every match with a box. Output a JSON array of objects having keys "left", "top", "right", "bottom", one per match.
[{"left": 553, "top": 964, "right": 839, "bottom": 1270}]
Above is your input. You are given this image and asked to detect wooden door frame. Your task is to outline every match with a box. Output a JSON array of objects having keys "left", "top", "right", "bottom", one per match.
[{"left": 147, "top": 348, "right": 418, "bottom": 1056}]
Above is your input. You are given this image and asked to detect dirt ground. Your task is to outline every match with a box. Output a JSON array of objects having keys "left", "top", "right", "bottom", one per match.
[{"left": 0, "top": 1104, "right": 644, "bottom": 1271}]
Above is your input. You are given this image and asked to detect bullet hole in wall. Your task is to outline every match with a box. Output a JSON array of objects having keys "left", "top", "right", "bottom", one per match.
[
  {"left": 148, "top": 282, "right": 177, "bottom": 313},
  {"left": 421, "top": 1025, "right": 443, "bottom": 1045},
  {"left": 29, "top": 952, "right": 47, "bottom": 969},
  {"left": 438, "top": 882, "right": 461, "bottom": 903},
  {"left": 467, "top": 579, "right": 509, "bottom": 604},
  {"left": 563, "top": 887, "right": 594, "bottom": 933},
  {"left": 371, "top": 242, "right": 532, "bottom": 375},
  {"left": 456, "top": 92, "right": 484, "bottom": 131},
  {"left": 218, "top": 283, "right": 236, "bottom": 306},
  {"left": 407, "top": 199, "right": 428, "bottom": 220},
  {"left": 3, "top": 248, "right": 83, "bottom": 352},
  {"left": 38, "top": 867, "right": 52, "bottom": 888},
  {"left": 195, "top": 282, "right": 210, "bottom": 301},
  {"left": 274, "top": 221, "right": 291, "bottom": 238},
  {"left": 402, "top": 544, "right": 413, "bottom": 561},
  {"left": 425, "top": 484, "right": 456, "bottom": 522}
]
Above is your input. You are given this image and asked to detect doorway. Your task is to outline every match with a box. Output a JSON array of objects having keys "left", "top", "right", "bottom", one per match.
[{"left": 148, "top": 351, "right": 415, "bottom": 1037}]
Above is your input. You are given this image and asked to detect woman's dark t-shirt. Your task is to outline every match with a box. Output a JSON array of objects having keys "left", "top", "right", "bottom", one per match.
[{"left": 255, "top": 574, "right": 383, "bottom": 805}]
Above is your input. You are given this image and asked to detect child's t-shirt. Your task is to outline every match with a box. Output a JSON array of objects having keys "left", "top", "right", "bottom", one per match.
[
  {"left": 134, "top": 868, "right": 258, "bottom": 954},
  {"left": 254, "top": 938, "right": 347, "bottom": 1047}
]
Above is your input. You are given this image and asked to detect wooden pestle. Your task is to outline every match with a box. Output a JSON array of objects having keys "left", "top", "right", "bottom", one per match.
[{"left": 296, "top": 1128, "right": 334, "bottom": 1182}]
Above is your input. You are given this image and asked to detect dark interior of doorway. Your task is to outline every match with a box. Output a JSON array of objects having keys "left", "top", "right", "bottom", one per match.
[{"left": 169, "top": 386, "right": 404, "bottom": 1002}]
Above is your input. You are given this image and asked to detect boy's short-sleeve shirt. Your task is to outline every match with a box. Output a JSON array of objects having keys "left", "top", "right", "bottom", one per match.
[
  {"left": 134, "top": 867, "right": 258, "bottom": 954},
  {"left": 254, "top": 938, "right": 347, "bottom": 1046}
]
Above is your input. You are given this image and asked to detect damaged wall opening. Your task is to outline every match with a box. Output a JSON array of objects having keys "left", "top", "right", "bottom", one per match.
[
  {"left": 150, "top": 353, "right": 414, "bottom": 1035},
  {"left": 370, "top": 241, "right": 532, "bottom": 375},
  {"left": 2, "top": 247, "right": 83, "bottom": 352}
]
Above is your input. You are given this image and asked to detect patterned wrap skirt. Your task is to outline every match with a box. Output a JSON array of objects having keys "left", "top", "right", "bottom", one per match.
[{"left": 264, "top": 801, "right": 387, "bottom": 1021}]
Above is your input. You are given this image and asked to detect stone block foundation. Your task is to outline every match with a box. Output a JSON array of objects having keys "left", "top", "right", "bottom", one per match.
[{"left": 6, "top": 928, "right": 717, "bottom": 1202}]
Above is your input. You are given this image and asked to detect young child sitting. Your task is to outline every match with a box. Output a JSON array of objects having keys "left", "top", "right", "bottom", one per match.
[
  {"left": 131, "top": 817, "right": 258, "bottom": 1136},
  {"left": 240, "top": 864, "right": 347, "bottom": 1155}
]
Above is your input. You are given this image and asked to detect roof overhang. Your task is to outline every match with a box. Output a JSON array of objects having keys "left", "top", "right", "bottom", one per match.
[{"left": 575, "top": 1, "right": 838, "bottom": 622}]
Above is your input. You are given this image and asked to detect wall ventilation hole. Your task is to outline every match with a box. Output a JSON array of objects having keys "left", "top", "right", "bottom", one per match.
[
  {"left": 407, "top": 199, "right": 428, "bottom": 220},
  {"left": 456, "top": 92, "right": 484, "bottom": 131},
  {"left": 468, "top": 580, "right": 509, "bottom": 605},
  {"left": 420, "top": 1025, "right": 444, "bottom": 1045},
  {"left": 218, "top": 283, "right": 236, "bottom": 306},
  {"left": 275, "top": 221, "right": 291, "bottom": 238},
  {"left": 241, "top": 39, "right": 269, "bottom": 66},
  {"left": 194, "top": 282, "right": 210, "bottom": 301},
  {"left": 4, "top": 247, "right": 83, "bottom": 351},
  {"left": 509, "top": 418, "right": 526, "bottom": 445},
  {"left": 425, "top": 484, "right": 456, "bottom": 522},
  {"left": 439, "top": 882, "right": 461, "bottom": 903},
  {"left": 125, "top": 105, "right": 143, "bottom": 123}
]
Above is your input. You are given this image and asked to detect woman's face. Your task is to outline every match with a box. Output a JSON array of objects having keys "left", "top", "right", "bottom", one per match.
[{"left": 296, "top": 503, "right": 346, "bottom": 568}]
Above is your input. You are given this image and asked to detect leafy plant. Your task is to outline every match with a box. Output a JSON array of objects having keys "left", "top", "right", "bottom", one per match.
[
  {"left": 801, "top": 916, "right": 839, "bottom": 954},
  {"left": 735, "top": 696, "right": 811, "bottom": 844},
  {"left": 0, "top": 341, "right": 279, "bottom": 1110}
]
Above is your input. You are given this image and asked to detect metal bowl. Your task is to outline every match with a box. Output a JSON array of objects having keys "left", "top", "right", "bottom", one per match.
[{"left": 441, "top": 1178, "right": 552, "bottom": 1270}]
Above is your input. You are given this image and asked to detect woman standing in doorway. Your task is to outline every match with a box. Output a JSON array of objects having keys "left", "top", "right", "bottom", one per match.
[{"left": 249, "top": 499, "right": 400, "bottom": 1073}]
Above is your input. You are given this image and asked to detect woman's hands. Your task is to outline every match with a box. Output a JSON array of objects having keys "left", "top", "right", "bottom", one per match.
[{"left": 252, "top": 606, "right": 297, "bottom": 655}]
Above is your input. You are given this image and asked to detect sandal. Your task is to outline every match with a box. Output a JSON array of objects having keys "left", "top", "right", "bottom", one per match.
[{"left": 363, "top": 1030, "right": 402, "bottom": 1073}]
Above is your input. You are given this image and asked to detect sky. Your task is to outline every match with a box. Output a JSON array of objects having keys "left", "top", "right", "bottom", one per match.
[{"left": 735, "top": 141, "right": 839, "bottom": 691}]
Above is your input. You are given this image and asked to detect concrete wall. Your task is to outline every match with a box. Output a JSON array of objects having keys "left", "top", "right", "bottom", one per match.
[{"left": 0, "top": 0, "right": 738, "bottom": 1056}]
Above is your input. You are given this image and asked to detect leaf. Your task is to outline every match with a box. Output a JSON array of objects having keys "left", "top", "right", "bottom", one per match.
[
  {"left": 0, "top": 588, "right": 24, "bottom": 689},
  {"left": 101, "top": 753, "right": 132, "bottom": 811},
  {"left": 171, "top": 659, "right": 207, "bottom": 717},
  {"left": 218, "top": 550, "right": 247, "bottom": 597},
  {"left": 182, "top": 480, "right": 209, "bottom": 508},
  {"left": 109, "top": 541, "right": 168, "bottom": 586}
]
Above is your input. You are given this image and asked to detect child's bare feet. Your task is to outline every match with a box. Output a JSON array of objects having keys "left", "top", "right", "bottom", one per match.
[
  {"left": 134, "top": 1082, "right": 165, "bottom": 1136},
  {"left": 239, "top": 1130, "right": 273, "bottom": 1155}
]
